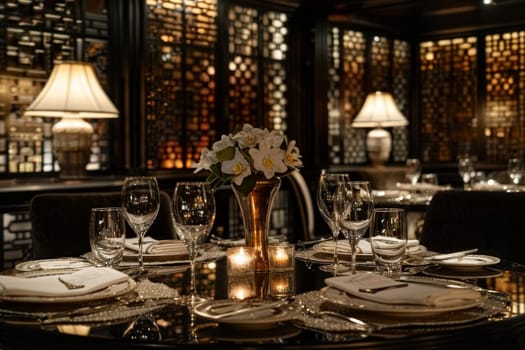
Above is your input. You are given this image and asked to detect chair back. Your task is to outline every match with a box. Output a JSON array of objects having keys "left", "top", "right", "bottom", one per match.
[
  {"left": 420, "top": 190, "right": 525, "bottom": 264},
  {"left": 30, "top": 191, "right": 175, "bottom": 259}
]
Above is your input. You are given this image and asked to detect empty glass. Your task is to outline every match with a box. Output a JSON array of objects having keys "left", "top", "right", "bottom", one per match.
[
  {"left": 89, "top": 207, "right": 126, "bottom": 268},
  {"left": 458, "top": 156, "right": 476, "bottom": 190},
  {"left": 369, "top": 208, "right": 407, "bottom": 277},
  {"left": 405, "top": 158, "right": 422, "bottom": 185},
  {"left": 336, "top": 180, "right": 373, "bottom": 275},
  {"left": 508, "top": 158, "right": 523, "bottom": 190},
  {"left": 317, "top": 171, "right": 351, "bottom": 274},
  {"left": 121, "top": 176, "right": 161, "bottom": 273},
  {"left": 173, "top": 181, "right": 216, "bottom": 304}
]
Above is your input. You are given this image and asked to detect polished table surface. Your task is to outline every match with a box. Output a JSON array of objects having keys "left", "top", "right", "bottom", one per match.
[{"left": 1, "top": 254, "right": 525, "bottom": 350}]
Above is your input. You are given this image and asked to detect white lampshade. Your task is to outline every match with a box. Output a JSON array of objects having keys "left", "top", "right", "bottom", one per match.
[
  {"left": 23, "top": 61, "right": 118, "bottom": 178},
  {"left": 352, "top": 91, "right": 408, "bottom": 128},
  {"left": 24, "top": 61, "right": 118, "bottom": 119},
  {"left": 352, "top": 91, "right": 408, "bottom": 166}
]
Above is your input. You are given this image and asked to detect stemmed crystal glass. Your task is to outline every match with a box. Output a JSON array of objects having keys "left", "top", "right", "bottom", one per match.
[
  {"left": 317, "top": 171, "right": 350, "bottom": 274},
  {"left": 458, "top": 156, "right": 475, "bottom": 190},
  {"left": 508, "top": 158, "right": 523, "bottom": 190},
  {"left": 405, "top": 158, "right": 422, "bottom": 185},
  {"left": 335, "top": 180, "right": 373, "bottom": 275},
  {"left": 121, "top": 176, "right": 160, "bottom": 274},
  {"left": 173, "top": 181, "right": 216, "bottom": 304}
]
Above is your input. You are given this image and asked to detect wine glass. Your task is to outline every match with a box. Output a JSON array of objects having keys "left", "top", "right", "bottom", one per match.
[
  {"left": 335, "top": 180, "right": 373, "bottom": 275},
  {"left": 405, "top": 158, "right": 422, "bottom": 185},
  {"left": 317, "top": 171, "right": 350, "bottom": 274},
  {"left": 508, "top": 158, "right": 523, "bottom": 190},
  {"left": 173, "top": 181, "right": 216, "bottom": 304},
  {"left": 121, "top": 176, "right": 161, "bottom": 273},
  {"left": 458, "top": 156, "right": 475, "bottom": 190}
]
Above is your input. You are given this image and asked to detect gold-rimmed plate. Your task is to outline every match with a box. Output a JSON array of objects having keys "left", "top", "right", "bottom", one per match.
[
  {"left": 15, "top": 258, "right": 93, "bottom": 272},
  {"left": 194, "top": 299, "right": 292, "bottom": 329},
  {"left": 0, "top": 278, "right": 136, "bottom": 304}
]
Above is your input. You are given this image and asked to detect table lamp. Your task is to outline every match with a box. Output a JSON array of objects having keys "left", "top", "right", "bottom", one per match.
[
  {"left": 352, "top": 91, "right": 408, "bottom": 166},
  {"left": 24, "top": 61, "right": 119, "bottom": 178}
]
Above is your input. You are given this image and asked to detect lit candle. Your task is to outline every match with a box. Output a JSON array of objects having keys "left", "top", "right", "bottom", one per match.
[
  {"left": 268, "top": 243, "right": 295, "bottom": 271},
  {"left": 227, "top": 246, "right": 255, "bottom": 274}
]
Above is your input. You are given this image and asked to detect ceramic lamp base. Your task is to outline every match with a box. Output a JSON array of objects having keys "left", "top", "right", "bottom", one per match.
[{"left": 366, "top": 127, "right": 392, "bottom": 166}]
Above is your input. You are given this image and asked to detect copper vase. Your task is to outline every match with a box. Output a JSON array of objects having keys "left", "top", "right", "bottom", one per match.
[{"left": 232, "top": 177, "right": 281, "bottom": 271}]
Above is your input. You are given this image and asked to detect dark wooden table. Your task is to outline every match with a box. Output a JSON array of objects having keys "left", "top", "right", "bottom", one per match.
[{"left": 1, "top": 256, "right": 525, "bottom": 350}]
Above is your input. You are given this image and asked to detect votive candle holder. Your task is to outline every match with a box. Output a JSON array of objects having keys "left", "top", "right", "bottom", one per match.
[
  {"left": 227, "top": 246, "right": 256, "bottom": 275},
  {"left": 268, "top": 243, "right": 295, "bottom": 271}
]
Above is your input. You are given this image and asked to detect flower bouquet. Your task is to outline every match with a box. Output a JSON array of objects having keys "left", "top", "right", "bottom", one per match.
[{"left": 194, "top": 124, "right": 303, "bottom": 195}]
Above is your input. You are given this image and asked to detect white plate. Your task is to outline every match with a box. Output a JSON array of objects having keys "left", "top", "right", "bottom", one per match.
[
  {"left": 194, "top": 300, "right": 292, "bottom": 328},
  {"left": 0, "top": 278, "right": 136, "bottom": 304},
  {"left": 435, "top": 255, "right": 500, "bottom": 271},
  {"left": 320, "top": 277, "right": 486, "bottom": 317},
  {"left": 15, "top": 258, "right": 93, "bottom": 272}
]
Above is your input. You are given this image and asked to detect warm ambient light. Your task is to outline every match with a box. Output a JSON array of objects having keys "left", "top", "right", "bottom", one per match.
[
  {"left": 24, "top": 61, "right": 119, "bottom": 178},
  {"left": 352, "top": 91, "right": 408, "bottom": 166}
]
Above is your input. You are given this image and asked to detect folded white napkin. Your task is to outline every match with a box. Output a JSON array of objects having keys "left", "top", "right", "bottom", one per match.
[
  {"left": 325, "top": 272, "right": 482, "bottom": 307},
  {"left": 125, "top": 238, "right": 187, "bottom": 254},
  {"left": 0, "top": 267, "right": 129, "bottom": 297}
]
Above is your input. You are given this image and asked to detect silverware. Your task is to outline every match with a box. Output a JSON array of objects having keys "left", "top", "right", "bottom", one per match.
[
  {"left": 358, "top": 282, "right": 408, "bottom": 294},
  {"left": 396, "top": 277, "right": 470, "bottom": 289},
  {"left": 424, "top": 248, "right": 478, "bottom": 261},
  {"left": 298, "top": 304, "right": 377, "bottom": 332}
]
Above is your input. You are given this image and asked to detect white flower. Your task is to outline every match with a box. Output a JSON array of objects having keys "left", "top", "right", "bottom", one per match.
[
  {"left": 266, "top": 130, "right": 284, "bottom": 148},
  {"left": 212, "top": 134, "right": 234, "bottom": 152},
  {"left": 193, "top": 123, "right": 302, "bottom": 195},
  {"left": 249, "top": 140, "right": 287, "bottom": 179},
  {"left": 221, "top": 148, "right": 252, "bottom": 185},
  {"left": 193, "top": 147, "right": 217, "bottom": 172},
  {"left": 284, "top": 140, "right": 303, "bottom": 168},
  {"left": 232, "top": 124, "right": 266, "bottom": 148}
]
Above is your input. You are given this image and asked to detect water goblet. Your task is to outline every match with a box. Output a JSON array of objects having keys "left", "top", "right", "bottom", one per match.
[
  {"left": 369, "top": 208, "right": 407, "bottom": 277},
  {"left": 405, "top": 158, "right": 422, "bottom": 185},
  {"left": 172, "top": 181, "right": 216, "bottom": 304},
  {"left": 121, "top": 176, "right": 161, "bottom": 273},
  {"left": 336, "top": 180, "right": 373, "bottom": 275},
  {"left": 508, "top": 158, "right": 523, "bottom": 190},
  {"left": 458, "top": 156, "right": 475, "bottom": 190},
  {"left": 317, "top": 171, "right": 350, "bottom": 274},
  {"left": 89, "top": 207, "right": 126, "bottom": 268}
]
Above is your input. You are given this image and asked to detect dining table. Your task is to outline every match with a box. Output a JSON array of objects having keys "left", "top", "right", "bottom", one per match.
[{"left": 1, "top": 241, "right": 525, "bottom": 350}]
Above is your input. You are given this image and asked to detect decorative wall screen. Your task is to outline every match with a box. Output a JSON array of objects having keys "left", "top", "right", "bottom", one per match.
[
  {"left": 485, "top": 31, "right": 525, "bottom": 160},
  {"left": 419, "top": 37, "right": 477, "bottom": 162},
  {"left": 0, "top": 0, "right": 111, "bottom": 175},
  {"left": 327, "top": 28, "right": 410, "bottom": 165},
  {"left": 145, "top": 0, "right": 290, "bottom": 170}
]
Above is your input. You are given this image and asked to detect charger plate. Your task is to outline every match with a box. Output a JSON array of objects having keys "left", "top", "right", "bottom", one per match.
[{"left": 320, "top": 276, "right": 487, "bottom": 317}]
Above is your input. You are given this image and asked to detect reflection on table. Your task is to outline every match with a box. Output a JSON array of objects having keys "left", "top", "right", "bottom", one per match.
[{"left": 1, "top": 250, "right": 525, "bottom": 349}]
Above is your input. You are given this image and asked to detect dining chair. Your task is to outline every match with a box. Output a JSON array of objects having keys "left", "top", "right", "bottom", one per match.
[
  {"left": 419, "top": 189, "right": 525, "bottom": 264},
  {"left": 30, "top": 191, "right": 176, "bottom": 259}
]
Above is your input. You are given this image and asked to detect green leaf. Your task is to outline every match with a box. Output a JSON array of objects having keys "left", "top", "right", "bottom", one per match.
[
  {"left": 215, "top": 146, "right": 235, "bottom": 162},
  {"left": 232, "top": 174, "right": 256, "bottom": 196}
]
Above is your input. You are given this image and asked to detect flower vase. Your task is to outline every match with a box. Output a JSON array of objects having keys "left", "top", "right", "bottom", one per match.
[{"left": 232, "top": 177, "right": 281, "bottom": 271}]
